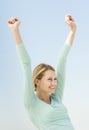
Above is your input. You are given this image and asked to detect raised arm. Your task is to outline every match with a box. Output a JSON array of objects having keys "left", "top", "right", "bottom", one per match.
[
  {"left": 8, "top": 17, "right": 36, "bottom": 109},
  {"left": 55, "top": 14, "right": 76, "bottom": 100},
  {"left": 65, "top": 14, "right": 76, "bottom": 45}
]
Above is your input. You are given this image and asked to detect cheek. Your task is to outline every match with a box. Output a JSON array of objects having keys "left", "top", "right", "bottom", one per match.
[
  {"left": 54, "top": 81, "right": 57, "bottom": 86},
  {"left": 39, "top": 80, "right": 46, "bottom": 86},
  {"left": 40, "top": 80, "right": 49, "bottom": 87}
]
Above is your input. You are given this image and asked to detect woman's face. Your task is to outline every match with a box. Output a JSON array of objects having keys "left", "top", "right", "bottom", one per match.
[{"left": 37, "top": 70, "right": 57, "bottom": 94}]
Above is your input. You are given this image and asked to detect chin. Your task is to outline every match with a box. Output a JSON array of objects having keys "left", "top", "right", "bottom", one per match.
[
  {"left": 50, "top": 90, "right": 55, "bottom": 94},
  {"left": 48, "top": 88, "right": 56, "bottom": 94}
]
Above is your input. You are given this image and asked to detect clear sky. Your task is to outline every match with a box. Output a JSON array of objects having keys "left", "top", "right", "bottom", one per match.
[{"left": 0, "top": 0, "right": 89, "bottom": 130}]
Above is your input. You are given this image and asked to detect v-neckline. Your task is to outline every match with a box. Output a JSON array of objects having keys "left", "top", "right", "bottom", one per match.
[{"left": 35, "top": 94, "right": 53, "bottom": 106}]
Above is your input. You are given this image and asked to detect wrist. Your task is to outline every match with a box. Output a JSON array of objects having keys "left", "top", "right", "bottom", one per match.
[
  {"left": 71, "top": 24, "right": 77, "bottom": 33},
  {"left": 71, "top": 28, "right": 76, "bottom": 34},
  {"left": 11, "top": 27, "right": 19, "bottom": 32}
]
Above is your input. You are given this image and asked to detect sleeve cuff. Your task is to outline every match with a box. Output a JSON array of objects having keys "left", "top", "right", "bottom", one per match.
[{"left": 16, "top": 42, "right": 24, "bottom": 48}]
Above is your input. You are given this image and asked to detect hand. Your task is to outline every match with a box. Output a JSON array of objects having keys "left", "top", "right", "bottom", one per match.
[
  {"left": 8, "top": 17, "right": 21, "bottom": 30},
  {"left": 65, "top": 14, "right": 76, "bottom": 32},
  {"left": 8, "top": 17, "right": 22, "bottom": 44}
]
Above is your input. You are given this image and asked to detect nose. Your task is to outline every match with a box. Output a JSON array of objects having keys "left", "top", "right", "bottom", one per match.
[{"left": 51, "top": 80, "right": 57, "bottom": 86}]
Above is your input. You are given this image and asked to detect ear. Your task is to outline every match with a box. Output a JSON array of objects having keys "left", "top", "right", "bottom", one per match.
[{"left": 35, "top": 79, "right": 40, "bottom": 86}]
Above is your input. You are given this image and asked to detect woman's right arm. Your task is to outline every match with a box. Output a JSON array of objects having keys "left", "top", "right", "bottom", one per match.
[{"left": 8, "top": 17, "right": 36, "bottom": 109}]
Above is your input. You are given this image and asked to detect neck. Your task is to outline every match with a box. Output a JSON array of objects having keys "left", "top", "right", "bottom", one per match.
[{"left": 36, "top": 90, "right": 51, "bottom": 104}]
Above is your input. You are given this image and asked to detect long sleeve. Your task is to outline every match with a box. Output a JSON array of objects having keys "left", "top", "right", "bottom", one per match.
[
  {"left": 16, "top": 43, "right": 36, "bottom": 109},
  {"left": 55, "top": 43, "right": 71, "bottom": 100}
]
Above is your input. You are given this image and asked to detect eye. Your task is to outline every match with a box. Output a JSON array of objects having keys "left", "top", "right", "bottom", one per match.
[
  {"left": 48, "top": 78, "right": 57, "bottom": 81},
  {"left": 54, "top": 77, "right": 57, "bottom": 80},
  {"left": 48, "top": 78, "right": 52, "bottom": 80}
]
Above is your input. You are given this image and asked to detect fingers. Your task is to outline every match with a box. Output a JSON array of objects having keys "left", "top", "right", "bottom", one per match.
[
  {"left": 65, "top": 14, "right": 74, "bottom": 23},
  {"left": 8, "top": 17, "right": 19, "bottom": 24},
  {"left": 65, "top": 14, "right": 76, "bottom": 31}
]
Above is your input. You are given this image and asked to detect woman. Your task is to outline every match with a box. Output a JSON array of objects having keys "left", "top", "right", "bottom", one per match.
[{"left": 8, "top": 14, "right": 76, "bottom": 130}]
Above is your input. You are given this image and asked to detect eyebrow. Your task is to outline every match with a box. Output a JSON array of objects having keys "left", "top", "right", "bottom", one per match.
[{"left": 48, "top": 77, "right": 57, "bottom": 79}]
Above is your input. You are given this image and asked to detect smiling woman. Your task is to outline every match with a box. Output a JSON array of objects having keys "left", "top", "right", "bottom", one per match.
[
  {"left": 33, "top": 63, "right": 57, "bottom": 91},
  {"left": 8, "top": 14, "right": 76, "bottom": 130},
  {"left": 34, "top": 68, "right": 57, "bottom": 104}
]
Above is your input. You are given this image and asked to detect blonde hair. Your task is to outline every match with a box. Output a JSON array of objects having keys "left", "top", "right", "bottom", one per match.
[{"left": 32, "top": 63, "right": 55, "bottom": 91}]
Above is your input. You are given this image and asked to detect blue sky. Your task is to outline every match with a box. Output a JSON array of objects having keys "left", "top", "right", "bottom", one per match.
[{"left": 0, "top": 0, "right": 89, "bottom": 130}]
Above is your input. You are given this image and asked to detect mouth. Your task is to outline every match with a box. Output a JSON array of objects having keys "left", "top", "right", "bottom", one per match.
[{"left": 49, "top": 86, "right": 55, "bottom": 90}]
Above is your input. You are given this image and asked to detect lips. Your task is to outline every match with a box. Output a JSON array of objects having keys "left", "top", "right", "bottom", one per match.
[{"left": 49, "top": 86, "right": 55, "bottom": 89}]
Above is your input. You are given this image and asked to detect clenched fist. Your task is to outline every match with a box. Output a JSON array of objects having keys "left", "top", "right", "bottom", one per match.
[
  {"left": 65, "top": 14, "right": 76, "bottom": 32},
  {"left": 8, "top": 17, "right": 21, "bottom": 30}
]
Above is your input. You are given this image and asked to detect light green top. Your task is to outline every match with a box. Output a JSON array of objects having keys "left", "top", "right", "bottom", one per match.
[{"left": 16, "top": 43, "right": 75, "bottom": 130}]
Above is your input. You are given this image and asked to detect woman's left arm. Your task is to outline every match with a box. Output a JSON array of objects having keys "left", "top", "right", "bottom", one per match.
[
  {"left": 65, "top": 14, "right": 76, "bottom": 45},
  {"left": 55, "top": 14, "right": 76, "bottom": 100}
]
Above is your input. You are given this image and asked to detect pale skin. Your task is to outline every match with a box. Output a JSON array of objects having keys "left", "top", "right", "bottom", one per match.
[
  {"left": 8, "top": 14, "right": 76, "bottom": 104},
  {"left": 35, "top": 70, "right": 57, "bottom": 104}
]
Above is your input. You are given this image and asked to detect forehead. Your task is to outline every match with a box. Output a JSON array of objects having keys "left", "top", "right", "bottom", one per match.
[{"left": 44, "top": 70, "right": 56, "bottom": 77}]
